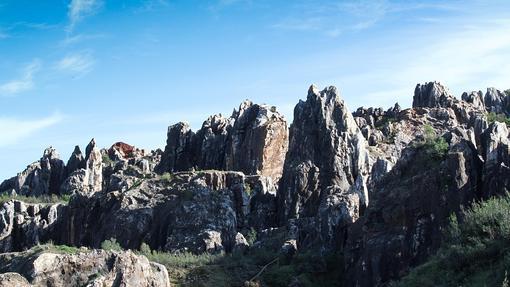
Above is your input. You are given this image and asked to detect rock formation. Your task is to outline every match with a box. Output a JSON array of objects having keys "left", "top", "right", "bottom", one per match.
[
  {"left": 277, "top": 85, "right": 369, "bottom": 250},
  {"left": 0, "top": 248, "right": 170, "bottom": 287},
  {"left": 0, "top": 82, "right": 509, "bottom": 286},
  {"left": 157, "top": 101, "right": 288, "bottom": 181}
]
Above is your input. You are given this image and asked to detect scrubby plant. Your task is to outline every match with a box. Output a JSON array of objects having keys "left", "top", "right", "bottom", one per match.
[
  {"left": 160, "top": 172, "right": 173, "bottom": 183},
  {"left": 414, "top": 124, "right": 449, "bottom": 160},
  {"left": 487, "top": 112, "right": 510, "bottom": 126},
  {"left": 399, "top": 194, "right": 510, "bottom": 286},
  {"left": 101, "top": 238, "right": 123, "bottom": 252}
]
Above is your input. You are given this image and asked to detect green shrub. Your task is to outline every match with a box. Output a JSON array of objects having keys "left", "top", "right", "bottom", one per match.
[
  {"left": 161, "top": 172, "right": 173, "bottom": 183},
  {"left": 414, "top": 124, "right": 449, "bottom": 160},
  {"left": 101, "top": 238, "right": 123, "bottom": 252},
  {"left": 487, "top": 112, "right": 510, "bottom": 126},
  {"left": 399, "top": 194, "right": 510, "bottom": 286}
]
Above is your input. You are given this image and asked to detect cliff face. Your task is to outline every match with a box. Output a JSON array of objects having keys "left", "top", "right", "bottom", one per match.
[
  {"left": 156, "top": 101, "right": 288, "bottom": 181},
  {"left": 0, "top": 82, "right": 509, "bottom": 286}
]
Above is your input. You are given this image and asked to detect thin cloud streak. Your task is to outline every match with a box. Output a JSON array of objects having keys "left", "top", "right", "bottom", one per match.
[
  {"left": 0, "top": 60, "right": 41, "bottom": 96},
  {"left": 0, "top": 113, "right": 63, "bottom": 148},
  {"left": 55, "top": 53, "right": 95, "bottom": 75},
  {"left": 67, "top": 0, "right": 103, "bottom": 33}
]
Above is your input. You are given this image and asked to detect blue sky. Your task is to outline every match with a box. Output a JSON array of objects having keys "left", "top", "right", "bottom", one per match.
[{"left": 0, "top": 0, "right": 509, "bottom": 180}]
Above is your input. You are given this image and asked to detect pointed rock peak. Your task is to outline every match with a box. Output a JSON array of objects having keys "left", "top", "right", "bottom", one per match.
[
  {"left": 42, "top": 146, "right": 60, "bottom": 160},
  {"left": 85, "top": 138, "right": 97, "bottom": 161},
  {"left": 231, "top": 100, "right": 255, "bottom": 119},
  {"left": 413, "top": 81, "right": 455, "bottom": 108},
  {"left": 168, "top": 122, "right": 190, "bottom": 133},
  {"left": 308, "top": 84, "right": 320, "bottom": 96},
  {"left": 72, "top": 145, "right": 82, "bottom": 155}
]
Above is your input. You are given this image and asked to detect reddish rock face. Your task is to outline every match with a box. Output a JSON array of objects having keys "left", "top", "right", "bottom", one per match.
[{"left": 109, "top": 142, "right": 135, "bottom": 158}]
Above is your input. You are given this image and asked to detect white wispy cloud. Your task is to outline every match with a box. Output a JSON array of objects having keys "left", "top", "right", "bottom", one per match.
[
  {"left": 339, "top": 18, "right": 510, "bottom": 109},
  {"left": 272, "top": 0, "right": 460, "bottom": 37},
  {"left": 0, "top": 113, "right": 63, "bottom": 147},
  {"left": 0, "top": 60, "right": 41, "bottom": 97},
  {"left": 67, "top": 0, "right": 103, "bottom": 33},
  {"left": 55, "top": 52, "right": 95, "bottom": 75}
]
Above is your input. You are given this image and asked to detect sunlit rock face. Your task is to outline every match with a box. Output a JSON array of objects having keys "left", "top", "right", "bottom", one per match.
[{"left": 157, "top": 101, "right": 288, "bottom": 181}]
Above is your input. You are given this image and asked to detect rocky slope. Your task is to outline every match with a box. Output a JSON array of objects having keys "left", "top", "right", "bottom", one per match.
[{"left": 0, "top": 83, "right": 509, "bottom": 286}]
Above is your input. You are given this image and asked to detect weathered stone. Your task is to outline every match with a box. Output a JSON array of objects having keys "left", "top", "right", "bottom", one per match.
[
  {"left": 65, "top": 146, "right": 85, "bottom": 176},
  {"left": 413, "top": 81, "right": 455, "bottom": 108},
  {"left": 0, "top": 249, "right": 170, "bottom": 287},
  {"left": 157, "top": 101, "right": 288, "bottom": 181},
  {"left": 278, "top": 85, "right": 369, "bottom": 224}
]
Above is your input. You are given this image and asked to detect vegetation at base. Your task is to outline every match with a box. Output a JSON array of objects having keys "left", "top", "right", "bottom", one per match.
[
  {"left": 398, "top": 194, "right": 510, "bottom": 287},
  {"left": 130, "top": 240, "right": 343, "bottom": 286},
  {"left": 0, "top": 193, "right": 71, "bottom": 205},
  {"left": 414, "top": 124, "right": 449, "bottom": 160},
  {"left": 100, "top": 238, "right": 123, "bottom": 252},
  {"left": 487, "top": 112, "right": 510, "bottom": 126}
]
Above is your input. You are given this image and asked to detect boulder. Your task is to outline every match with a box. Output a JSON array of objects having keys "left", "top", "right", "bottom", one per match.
[{"left": 0, "top": 248, "right": 170, "bottom": 287}]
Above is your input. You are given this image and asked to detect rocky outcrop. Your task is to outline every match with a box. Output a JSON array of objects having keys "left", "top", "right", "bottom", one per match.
[
  {"left": 0, "top": 248, "right": 170, "bottom": 287},
  {"left": 277, "top": 85, "right": 369, "bottom": 250},
  {"left": 157, "top": 101, "right": 288, "bottom": 181},
  {"left": 480, "top": 122, "right": 510, "bottom": 197},
  {"left": 56, "top": 169, "right": 276, "bottom": 254},
  {"left": 344, "top": 137, "right": 482, "bottom": 286},
  {"left": 413, "top": 81, "right": 456, "bottom": 108},
  {"left": 0, "top": 81, "right": 508, "bottom": 286},
  {"left": 0, "top": 200, "right": 65, "bottom": 252},
  {"left": 0, "top": 147, "right": 65, "bottom": 196},
  {"left": 65, "top": 146, "right": 85, "bottom": 177}
]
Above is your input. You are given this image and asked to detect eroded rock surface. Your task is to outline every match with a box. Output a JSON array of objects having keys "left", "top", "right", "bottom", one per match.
[
  {"left": 0, "top": 248, "right": 170, "bottom": 287},
  {"left": 157, "top": 101, "right": 288, "bottom": 181}
]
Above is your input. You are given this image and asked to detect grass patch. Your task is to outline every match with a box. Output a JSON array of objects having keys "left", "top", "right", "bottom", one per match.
[
  {"left": 0, "top": 193, "right": 71, "bottom": 205},
  {"left": 398, "top": 194, "right": 510, "bottom": 287},
  {"left": 34, "top": 242, "right": 82, "bottom": 255}
]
